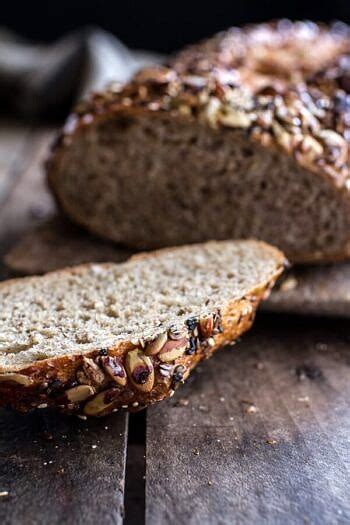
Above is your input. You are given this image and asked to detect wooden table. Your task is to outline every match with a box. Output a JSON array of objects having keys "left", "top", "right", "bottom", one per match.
[{"left": 0, "top": 123, "right": 350, "bottom": 525}]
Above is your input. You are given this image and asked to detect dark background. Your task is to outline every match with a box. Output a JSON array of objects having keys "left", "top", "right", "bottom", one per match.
[{"left": 3, "top": 0, "right": 350, "bottom": 52}]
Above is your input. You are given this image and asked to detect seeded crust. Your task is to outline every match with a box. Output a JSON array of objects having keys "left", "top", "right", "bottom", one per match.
[
  {"left": 47, "top": 20, "right": 350, "bottom": 263},
  {"left": 170, "top": 20, "right": 350, "bottom": 89},
  {"left": 0, "top": 240, "right": 285, "bottom": 416}
]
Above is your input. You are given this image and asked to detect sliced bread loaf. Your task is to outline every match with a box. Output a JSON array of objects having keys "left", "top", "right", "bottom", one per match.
[
  {"left": 47, "top": 21, "right": 350, "bottom": 264},
  {"left": 0, "top": 240, "right": 285, "bottom": 416}
]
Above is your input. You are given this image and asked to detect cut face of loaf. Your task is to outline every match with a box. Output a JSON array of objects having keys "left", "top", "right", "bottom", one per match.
[
  {"left": 47, "top": 21, "right": 350, "bottom": 264},
  {"left": 0, "top": 240, "right": 285, "bottom": 416},
  {"left": 49, "top": 107, "right": 350, "bottom": 264}
]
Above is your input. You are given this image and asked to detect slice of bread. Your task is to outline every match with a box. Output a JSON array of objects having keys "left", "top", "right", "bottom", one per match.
[
  {"left": 47, "top": 21, "right": 350, "bottom": 264},
  {"left": 0, "top": 240, "right": 285, "bottom": 416},
  {"left": 7, "top": 222, "right": 350, "bottom": 319},
  {"left": 4, "top": 217, "right": 133, "bottom": 275}
]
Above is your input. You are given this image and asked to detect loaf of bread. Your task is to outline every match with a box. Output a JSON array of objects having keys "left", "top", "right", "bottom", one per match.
[
  {"left": 0, "top": 240, "right": 285, "bottom": 416},
  {"left": 48, "top": 21, "right": 350, "bottom": 263}
]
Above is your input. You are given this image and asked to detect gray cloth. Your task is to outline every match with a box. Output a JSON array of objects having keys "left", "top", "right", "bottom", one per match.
[{"left": 0, "top": 27, "right": 162, "bottom": 119}]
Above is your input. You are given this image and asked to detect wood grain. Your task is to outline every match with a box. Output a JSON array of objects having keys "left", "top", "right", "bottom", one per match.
[
  {"left": 146, "top": 315, "right": 350, "bottom": 525},
  {"left": 0, "top": 409, "right": 128, "bottom": 525}
]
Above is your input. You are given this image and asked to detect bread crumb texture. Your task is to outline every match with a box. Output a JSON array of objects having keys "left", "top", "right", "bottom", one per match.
[{"left": 0, "top": 240, "right": 282, "bottom": 370}]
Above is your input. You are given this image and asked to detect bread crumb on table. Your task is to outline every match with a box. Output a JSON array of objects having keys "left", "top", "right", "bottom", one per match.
[
  {"left": 279, "top": 276, "right": 298, "bottom": 292},
  {"left": 266, "top": 439, "right": 277, "bottom": 445},
  {"left": 241, "top": 400, "right": 258, "bottom": 414}
]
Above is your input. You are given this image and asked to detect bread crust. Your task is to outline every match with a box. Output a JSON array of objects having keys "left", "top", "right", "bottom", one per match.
[
  {"left": 0, "top": 245, "right": 285, "bottom": 416},
  {"left": 47, "top": 20, "right": 350, "bottom": 264},
  {"left": 170, "top": 20, "right": 350, "bottom": 86}
]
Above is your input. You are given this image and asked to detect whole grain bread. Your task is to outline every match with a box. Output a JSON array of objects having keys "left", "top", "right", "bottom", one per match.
[
  {"left": 0, "top": 240, "right": 285, "bottom": 416},
  {"left": 47, "top": 21, "right": 350, "bottom": 264}
]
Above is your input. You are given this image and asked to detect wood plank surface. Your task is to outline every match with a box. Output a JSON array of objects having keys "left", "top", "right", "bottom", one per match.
[
  {"left": 146, "top": 315, "right": 350, "bottom": 525},
  {"left": 0, "top": 122, "right": 130, "bottom": 525},
  {"left": 0, "top": 410, "right": 128, "bottom": 525}
]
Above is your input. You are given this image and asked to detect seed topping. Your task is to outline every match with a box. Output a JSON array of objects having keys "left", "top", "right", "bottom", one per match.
[
  {"left": 168, "top": 325, "right": 188, "bottom": 340},
  {"left": 145, "top": 332, "right": 168, "bottom": 356},
  {"left": 172, "top": 365, "right": 187, "bottom": 387},
  {"left": 126, "top": 349, "right": 154, "bottom": 392},
  {"left": 65, "top": 385, "right": 95, "bottom": 403},
  {"left": 100, "top": 356, "right": 127, "bottom": 386},
  {"left": 77, "top": 357, "right": 105, "bottom": 387},
  {"left": 84, "top": 388, "right": 120, "bottom": 416},
  {"left": 199, "top": 315, "right": 214, "bottom": 339},
  {"left": 158, "top": 337, "right": 188, "bottom": 363},
  {"left": 56, "top": 50, "right": 350, "bottom": 188},
  {"left": 0, "top": 373, "right": 33, "bottom": 387}
]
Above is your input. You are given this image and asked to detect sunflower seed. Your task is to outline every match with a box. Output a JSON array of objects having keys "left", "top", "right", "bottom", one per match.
[{"left": 65, "top": 385, "right": 95, "bottom": 403}]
